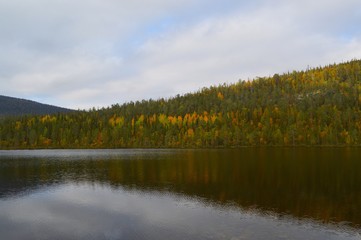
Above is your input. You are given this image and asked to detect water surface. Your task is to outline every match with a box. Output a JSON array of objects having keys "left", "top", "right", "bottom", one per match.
[{"left": 0, "top": 148, "right": 361, "bottom": 239}]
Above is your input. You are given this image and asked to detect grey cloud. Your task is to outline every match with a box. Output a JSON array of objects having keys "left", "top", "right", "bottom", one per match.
[
  {"left": 121, "top": 2, "right": 361, "bottom": 100},
  {"left": 0, "top": 0, "right": 361, "bottom": 109}
]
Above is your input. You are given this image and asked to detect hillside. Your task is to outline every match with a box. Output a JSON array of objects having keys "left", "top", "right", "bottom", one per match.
[
  {"left": 0, "top": 95, "right": 73, "bottom": 117},
  {"left": 1, "top": 60, "right": 361, "bottom": 148}
]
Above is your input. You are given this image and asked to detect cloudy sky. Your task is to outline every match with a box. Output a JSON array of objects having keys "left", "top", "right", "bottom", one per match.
[{"left": 1, "top": 0, "right": 361, "bottom": 109}]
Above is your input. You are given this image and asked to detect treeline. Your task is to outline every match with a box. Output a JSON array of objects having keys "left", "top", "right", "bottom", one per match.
[{"left": 1, "top": 60, "right": 361, "bottom": 148}]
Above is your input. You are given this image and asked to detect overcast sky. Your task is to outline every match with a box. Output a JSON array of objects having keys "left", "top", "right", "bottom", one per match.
[{"left": 1, "top": 0, "right": 361, "bottom": 109}]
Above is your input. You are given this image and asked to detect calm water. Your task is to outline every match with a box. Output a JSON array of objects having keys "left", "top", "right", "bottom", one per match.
[{"left": 1, "top": 148, "right": 361, "bottom": 240}]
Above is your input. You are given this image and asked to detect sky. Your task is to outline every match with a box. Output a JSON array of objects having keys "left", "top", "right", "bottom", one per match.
[{"left": 1, "top": 0, "right": 361, "bottom": 110}]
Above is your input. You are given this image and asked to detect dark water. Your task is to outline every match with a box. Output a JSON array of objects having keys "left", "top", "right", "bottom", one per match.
[{"left": 1, "top": 148, "right": 361, "bottom": 239}]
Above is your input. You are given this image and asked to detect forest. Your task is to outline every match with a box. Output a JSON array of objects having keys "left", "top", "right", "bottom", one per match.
[{"left": 1, "top": 60, "right": 361, "bottom": 149}]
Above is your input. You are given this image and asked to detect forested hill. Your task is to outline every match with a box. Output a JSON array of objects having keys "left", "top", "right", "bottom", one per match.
[
  {"left": 0, "top": 95, "right": 73, "bottom": 117},
  {"left": 1, "top": 60, "right": 361, "bottom": 149}
]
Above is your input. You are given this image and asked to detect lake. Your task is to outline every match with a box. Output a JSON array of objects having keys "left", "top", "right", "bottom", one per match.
[{"left": 0, "top": 148, "right": 361, "bottom": 239}]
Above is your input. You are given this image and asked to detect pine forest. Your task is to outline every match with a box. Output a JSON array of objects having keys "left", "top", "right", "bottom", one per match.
[{"left": 1, "top": 60, "right": 361, "bottom": 149}]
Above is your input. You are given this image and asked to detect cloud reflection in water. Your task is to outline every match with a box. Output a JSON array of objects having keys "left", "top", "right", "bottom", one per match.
[
  {"left": 1, "top": 148, "right": 361, "bottom": 239},
  {"left": 0, "top": 183, "right": 359, "bottom": 240}
]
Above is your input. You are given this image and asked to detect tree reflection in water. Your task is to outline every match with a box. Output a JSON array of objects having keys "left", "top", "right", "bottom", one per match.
[{"left": 1, "top": 148, "right": 361, "bottom": 228}]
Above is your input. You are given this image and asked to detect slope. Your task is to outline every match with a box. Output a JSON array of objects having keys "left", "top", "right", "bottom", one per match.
[
  {"left": 1, "top": 59, "right": 361, "bottom": 148},
  {"left": 0, "top": 95, "right": 73, "bottom": 117}
]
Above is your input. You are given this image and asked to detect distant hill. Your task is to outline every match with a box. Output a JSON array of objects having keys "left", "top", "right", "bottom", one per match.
[{"left": 0, "top": 95, "right": 73, "bottom": 117}]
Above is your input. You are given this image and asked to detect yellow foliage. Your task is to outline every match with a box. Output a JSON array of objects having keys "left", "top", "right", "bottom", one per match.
[
  {"left": 149, "top": 114, "right": 157, "bottom": 125},
  {"left": 136, "top": 115, "right": 145, "bottom": 126},
  {"left": 191, "top": 112, "right": 198, "bottom": 124},
  {"left": 40, "top": 115, "right": 56, "bottom": 123},
  {"left": 170, "top": 116, "right": 178, "bottom": 125},
  {"left": 211, "top": 115, "right": 217, "bottom": 124},
  {"left": 340, "top": 130, "right": 351, "bottom": 144},
  {"left": 158, "top": 114, "right": 168, "bottom": 125},
  {"left": 177, "top": 116, "right": 183, "bottom": 127},
  {"left": 109, "top": 118, "right": 115, "bottom": 127},
  {"left": 110, "top": 116, "right": 125, "bottom": 127},
  {"left": 203, "top": 115, "right": 209, "bottom": 123},
  {"left": 115, "top": 116, "right": 124, "bottom": 127},
  {"left": 187, "top": 128, "right": 194, "bottom": 138},
  {"left": 15, "top": 121, "right": 21, "bottom": 130}
]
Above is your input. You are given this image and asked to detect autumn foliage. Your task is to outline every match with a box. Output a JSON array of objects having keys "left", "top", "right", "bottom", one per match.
[{"left": 1, "top": 60, "right": 361, "bottom": 148}]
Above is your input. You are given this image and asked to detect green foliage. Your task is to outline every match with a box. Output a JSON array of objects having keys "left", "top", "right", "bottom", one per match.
[{"left": 1, "top": 60, "right": 361, "bottom": 148}]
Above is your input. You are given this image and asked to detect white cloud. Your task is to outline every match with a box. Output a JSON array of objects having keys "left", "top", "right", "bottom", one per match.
[
  {"left": 120, "top": 3, "right": 361, "bottom": 103},
  {"left": 1, "top": 0, "right": 361, "bottom": 109}
]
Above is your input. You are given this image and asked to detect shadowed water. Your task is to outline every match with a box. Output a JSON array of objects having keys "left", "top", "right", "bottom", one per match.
[{"left": 0, "top": 148, "right": 361, "bottom": 239}]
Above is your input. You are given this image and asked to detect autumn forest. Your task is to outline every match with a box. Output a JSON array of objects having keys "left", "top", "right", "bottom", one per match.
[{"left": 1, "top": 60, "right": 361, "bottom": 149}]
